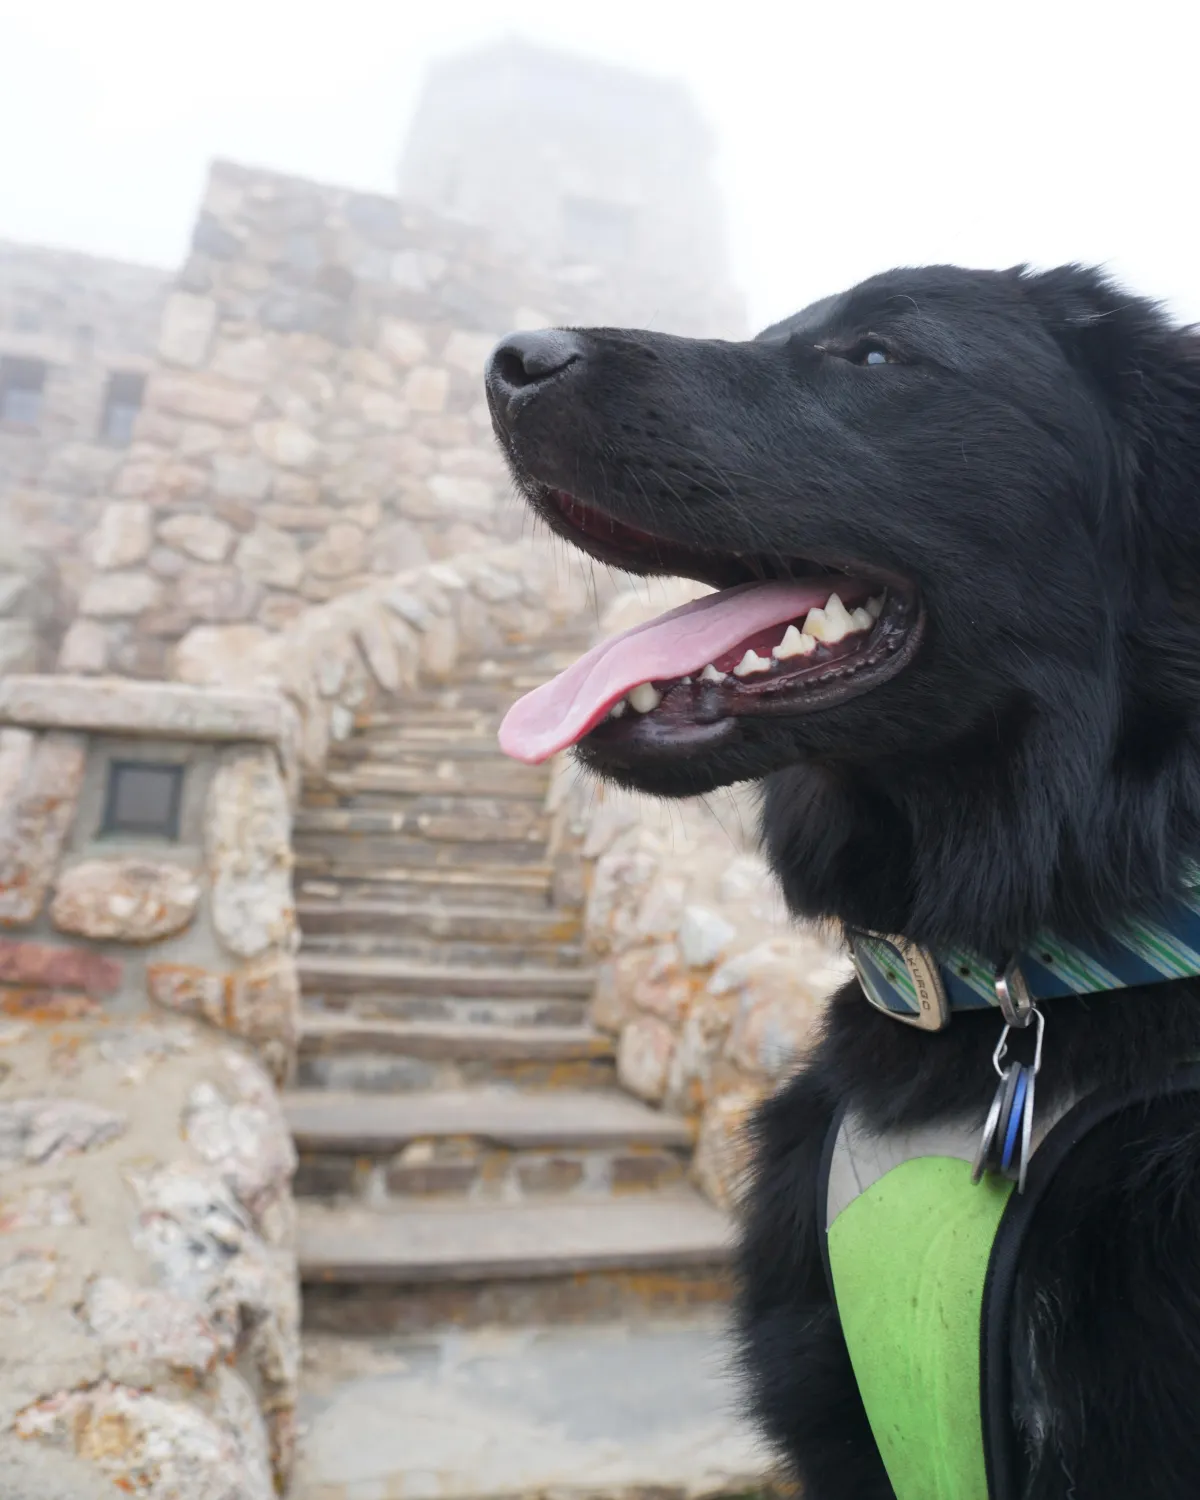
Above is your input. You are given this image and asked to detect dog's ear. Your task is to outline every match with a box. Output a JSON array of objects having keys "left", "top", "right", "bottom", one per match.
[
  {"left": 1018, "top": 264, "right": 1200, "bottom": 517},
  {"left": 1015, "top": 263, "right": 1184, "bottom": 402},
  {"left": 1021, "top": 268, "right": 1200, "bottom": 706}
]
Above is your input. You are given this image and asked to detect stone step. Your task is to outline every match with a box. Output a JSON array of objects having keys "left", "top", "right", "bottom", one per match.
[
  {"left": 311, "top": 762, "right": 548, "bottom": 801},
  {"left": 296, "top": 897, "right": 581, "bottom": 944},
  {"left": 294, "top": 838, "right": 552, "bottom": 873},
  {"left": 300, "top": 932, "right": 587, "bottom": 970},
  {"left": 288, "top": 1087, "right": 692, "bottom": 1202},
  {"left": 297, "top": 804, "right": 552, "bottom": 840},
  {"left": 298, "top": 1192, "right": 730, "bottom": 1285},
  {"left": 296, "top": 869, "right": 557, "bottom": 909},
  {"left": 327, "top": 741, "right": 533, "bottom": 769},
  {"left": 298, "top": 954, "right": 595, "bottom": 999},
  {"left": 308, "top": 993, "right": 588, "bottom": 1028},
  {"left": 297, "top": 1013, "right": 615, "bottom": 1093},
  {"left": 292, "top": 1321, "right": 766, "bottom": 1500},
  {"left": 297, "top": 810, "right": 552, "bottom": 846}
]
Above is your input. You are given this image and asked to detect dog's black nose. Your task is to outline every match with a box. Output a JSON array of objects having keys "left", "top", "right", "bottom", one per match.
[{"left": 486, "top": 329, "right": 587, "bottom": 417}]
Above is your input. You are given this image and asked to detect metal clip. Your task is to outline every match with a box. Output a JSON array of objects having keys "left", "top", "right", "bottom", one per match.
[
  {"left": 973, "top": 1005, "right": 1045, "bottom": 1193},
  {"left": 994, "top": 959, "right": 1035, "bottom": 1028}
]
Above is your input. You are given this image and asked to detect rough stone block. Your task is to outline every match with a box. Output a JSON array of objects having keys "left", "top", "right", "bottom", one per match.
[
  {"left": 15, "top": 1380, "right": 274, "bottom": 1500},
  {"left": 428, "top": 474, "right": 495, "bottom": 517},
  {"left": 678, "top": 905, "right": 737, "bottom": 968},
  {"left": 235, "top": 525, "right": 303, "bottom": 590},
  {"left": 158, "top": 512, "right": 235, "bottom": 563},
  {"left": 516, "top": 1155, "right": 585, "bottom": 1195},
  {"left": 403, "top": 364, "right": 449, "bottom": 413},
  {"left": 51, "top": 859, "right": 201, "bottom": 944},
  {"left": 213, "top": 452, "right": 272, "bottom": 503},
  {"left": 157, "top": 291, "right": 218, "bottom": 368},
  {"left": 90, "top": 501, "right": 153, "bottom": 571},
  {"left": 616, "top": 1015, "right": 675, "bottom": 1104},
  {"left": 305, "top": 522, "right": 365, "bottom": 579},
  {"left": 0, "top": 937, "right": 121, "bottom": 995},
  {"left": 210, "top": 335, "right": 275, "bottom": 386},
  {"left": 146, "top": 955, "right": 299, "bottom": 1066},
  {"left": 0, "top": 732, "right": 87, "bottom": 926},
  {"left": 78, "top": 570, "right": 162, "bottom": 618},
  {"left": 691, "top": 1089, "right": 763, "bottom": 1211},
  {"left": 149, "top": 372, "right": 262, "bottom": 427},
  {"left": 253, "top": 419, "right": 320, "bottom": 470},
  {"left": 0, "top": 675, "right": 287, "bottom": 745},
  {"left": 0, "top": 1096, "right": 126, "bottom": 1169},
  {"left": 379, "top": 319, "right": 432, "bottom": 366},
  {"left": 441, "top": 328, "right": 495, "bottom": 374},
  {"left": 206, "top": 750, "right": 294, "bottom": 959}
]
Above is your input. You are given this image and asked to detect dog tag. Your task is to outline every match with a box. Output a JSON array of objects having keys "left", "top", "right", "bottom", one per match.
[
  {"left": 972, "top": 1067, "right": 1010, "bottom": 1184},
  {"left": 974, "top": 1007, "right": 1045, "bottom": 1192}
]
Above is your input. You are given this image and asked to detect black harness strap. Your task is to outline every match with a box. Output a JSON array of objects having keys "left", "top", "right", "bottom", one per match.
[{"left": 980, "top": 1063, "right": 1200, "bottom": 1500}]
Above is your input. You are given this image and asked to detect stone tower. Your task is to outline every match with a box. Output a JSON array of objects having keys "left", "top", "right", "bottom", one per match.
[{"left": 398, "top": 37, "right": 743, "bottom": 337}]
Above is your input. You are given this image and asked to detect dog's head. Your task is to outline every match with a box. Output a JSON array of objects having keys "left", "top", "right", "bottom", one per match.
[{"left": 487, "top": 266, "right": 1200, "bottom": 954}]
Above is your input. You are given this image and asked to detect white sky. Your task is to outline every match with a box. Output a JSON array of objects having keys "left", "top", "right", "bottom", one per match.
[{"left": 0, "top": 0, "right": 1197, "bottom": 330}]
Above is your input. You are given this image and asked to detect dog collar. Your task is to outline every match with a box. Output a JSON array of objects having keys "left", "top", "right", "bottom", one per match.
[{"left": 848, "top": 869, "right": 1200, "bottom": 1031}]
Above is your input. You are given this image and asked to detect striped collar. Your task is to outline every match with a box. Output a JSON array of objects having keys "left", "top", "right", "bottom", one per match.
[{"left": 848, "top": 872, "right": 1200, "bottom": 1031}]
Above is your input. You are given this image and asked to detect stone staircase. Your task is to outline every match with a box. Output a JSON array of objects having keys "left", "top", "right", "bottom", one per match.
[{"left": 284, "top": 641, "right": 766, "bottom": 1498}]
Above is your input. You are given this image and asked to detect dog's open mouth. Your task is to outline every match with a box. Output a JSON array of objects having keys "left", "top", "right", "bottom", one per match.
[{"left": 499, "top": 489, "right": 923, "bottom": 765}]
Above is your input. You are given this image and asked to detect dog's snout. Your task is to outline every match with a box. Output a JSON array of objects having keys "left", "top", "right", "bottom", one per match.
[{"left": 486, "top": 329, "right": 587, "bottom": 419}]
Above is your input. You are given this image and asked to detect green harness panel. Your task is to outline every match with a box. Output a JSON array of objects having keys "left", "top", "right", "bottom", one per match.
[{"left": 827, "top": 1154, "right": 1014, "bottom": 1500}]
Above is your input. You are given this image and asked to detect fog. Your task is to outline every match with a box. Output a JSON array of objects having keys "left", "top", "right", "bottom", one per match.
[{"left": 1, "top": 0, "right": 1198, "bottom": 327}]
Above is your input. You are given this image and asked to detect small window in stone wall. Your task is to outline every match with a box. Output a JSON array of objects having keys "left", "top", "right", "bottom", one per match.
[
  {"left": 562, "top": 196, "right": 636, "bottom": 263},
  {"left": 0, "top": 356, "right": 46, "bottom": 429},
  {"left": 101, "top": 761, "right": 184, "bottom": 841},
  {"left": 99, "top": 370, "right": 145, "bottom": 446}
]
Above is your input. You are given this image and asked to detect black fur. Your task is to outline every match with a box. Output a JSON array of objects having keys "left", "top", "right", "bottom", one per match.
[{"left": 488, "top": 265, "right": 1200, "bottom": 1497}]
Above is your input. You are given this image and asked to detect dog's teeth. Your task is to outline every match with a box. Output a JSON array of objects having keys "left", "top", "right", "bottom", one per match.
[
  {"left": 773, "top": 624, "right": 815, "bottom": 660},
  {"left": 733, "top": 649, "right": 773, "bottom": 677},
  {"left": 700, "top": 664, "right": 727, "bottom": 683},
  {"left": 802, "top": 606, "right": 829, "bottom": 640},
  {"left": 628, "top": 683, "right": 662, "bottom": 713},
  {"left": 866, "top": 594, "right": 884, "bottom": 620},
  {"left": 608, "top": 698, "right": 627, "bottom": 719},
  {"left": 821, "top": 593, "right": 853, "bottom": 642},
  {"left": 679, "top": 676, "right": 692, "bottom": 685},
  {"left": 850, "top": 607, "right": 874, "bottom": 631}
]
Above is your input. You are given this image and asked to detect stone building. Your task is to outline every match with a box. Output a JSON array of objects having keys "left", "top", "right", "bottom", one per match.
[
  {"left": 0, "top": 42, "right": 840, "bottom": 1500},
  {"left": 0, "top": 41, "right": 744, "bottom": 684},
  {"left": 399, "top": 37, "right": 743, "bottom": 337},
  {"left": 0, "top": 243, "right": 168, "bottom": 628}
]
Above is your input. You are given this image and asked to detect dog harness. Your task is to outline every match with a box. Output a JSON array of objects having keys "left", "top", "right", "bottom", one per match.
[{"left": 823, "top": 888, "right": 1200, "bottom": 1500}]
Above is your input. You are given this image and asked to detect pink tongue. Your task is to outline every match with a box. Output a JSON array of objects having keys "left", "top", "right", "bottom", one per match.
[{"left": 499, "top": 579, "right": 839, "bottom": 764}]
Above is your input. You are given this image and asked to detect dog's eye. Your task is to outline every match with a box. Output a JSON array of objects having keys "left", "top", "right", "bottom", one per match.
[{"left": 851, "top": 342, "right": 895, "bottom": 366}]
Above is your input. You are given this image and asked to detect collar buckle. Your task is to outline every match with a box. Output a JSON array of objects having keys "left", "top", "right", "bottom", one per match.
[{"left": 994, "top": 960, "right": 1035, "bottom": 1027}]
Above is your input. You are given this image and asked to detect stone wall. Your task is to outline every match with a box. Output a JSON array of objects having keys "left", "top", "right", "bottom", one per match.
[
  {"left": 62, "top": 158, "right": 738, "bottom": 683},
  {"left": 176, "top": 536, "right": 618, "bottom": 785},
  {"left": 548, "top": 584, "right": 851, "bottom": 1211},
  {"left": 0, "top": 676, "right": 300, "bottom": 1494},
  {"left": 0, "top": 241, "right": 169, "bottom": 618},
  {"left": 0, "top": 1021, "right": 298, "bottom": 1497},
  {"left": 0, "top": 677, "right": 300, "bottom": 1084}
]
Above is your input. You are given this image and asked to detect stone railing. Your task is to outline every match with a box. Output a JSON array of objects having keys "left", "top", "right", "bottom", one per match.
[
  {"left": 180, "top": 538, "right": 621, "bottom": 786},
  {"left": 548, "top": 584, "right": 851, "bottom": 1210},
  {"left": 0, "top": 676, "right": 298, "bottom": 1495}
]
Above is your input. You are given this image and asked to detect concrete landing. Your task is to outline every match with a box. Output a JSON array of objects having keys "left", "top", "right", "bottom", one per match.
[{"left": 293, "top": 1319, "right": 772, "bottom": 1500}]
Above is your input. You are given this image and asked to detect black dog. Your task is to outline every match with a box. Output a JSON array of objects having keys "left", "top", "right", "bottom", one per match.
[{"left": 486, "top": 265, "right": 1200, "bottom": 1499}]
